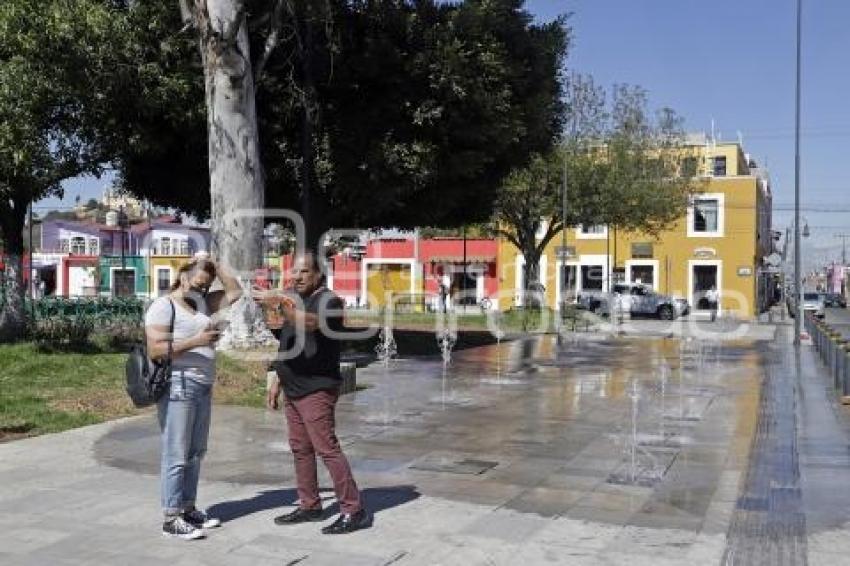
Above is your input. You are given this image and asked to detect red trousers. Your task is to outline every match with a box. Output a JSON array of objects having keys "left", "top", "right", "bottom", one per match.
[{"left": 284, "top": 389, "right": 362, "bottom": 515}]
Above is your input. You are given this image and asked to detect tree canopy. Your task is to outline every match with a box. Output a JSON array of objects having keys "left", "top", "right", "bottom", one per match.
[
  {"left": 95, "top": 0, "right": 568, "bottom": 239},
  {"left": 0, "top": 0, "right": 122, "bottom": 337},
  {"left": 494, "top": 74, "right": 697, "bottom": 296}
]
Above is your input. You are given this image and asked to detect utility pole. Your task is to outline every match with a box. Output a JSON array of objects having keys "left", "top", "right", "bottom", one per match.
[
  {"left": 835, "top": 233, "right": 850, "bottom": 265},
  {"left": 561, "top": 151, "right": 568, "bottom": 314},
  {"left": 793, "top": 0, "right": 803, "bottom": 344}
]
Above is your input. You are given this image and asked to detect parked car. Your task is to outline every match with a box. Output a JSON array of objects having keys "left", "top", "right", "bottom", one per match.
[
  {"left": 823, "top": 293, "right": 847, "bottom": 309},
  {"left": 800, "top": 292, "right": 826, "bottom": 318},
  {"left": 577, "top": 283, "right": 688, "bottom": 320}
]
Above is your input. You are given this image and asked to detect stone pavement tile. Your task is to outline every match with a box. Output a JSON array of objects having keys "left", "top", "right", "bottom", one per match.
[
  {"left": 806, "top": 527, "right": 850, "bottom": 555},
  {"left": 699, "top": 497, "right": 736, "bottom": 536},
  {"left": 539, "top": 469, "right": 605, "bottom": 492},
  {"left": 227, "top": 532, "right": 389, "bottom": 565},
  {"left": 2, "top": 528, "right": 72, "bottom": 555},
  {"left": 500, "top": 487, "right": 585, "bottom": 517},
  {"left": 484, "top": 457, "right": 567, "bottom": 487},
  {"left": 808, "top": 550, "right": 850, "bottom": 566},
  {"left": 575, "top": 490, "right": 648, "bottom": 513},
  {"left": 602, "top": 525, "right": 699, "bottom": 559},
  {"left": 460, "top": 508, "right": 554, "bottom": 543},
  {"left": 528, "top": 517, "right": 624, "bottom": 551},
  {"left": 594, "top": 550, "right": 699, "bottom": 566},
  {"left": 563, "top": 505, "right": 635, "bottom": 526}
]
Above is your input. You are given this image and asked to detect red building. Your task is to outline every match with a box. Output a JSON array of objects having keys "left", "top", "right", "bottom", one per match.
[{"left": 272, "top": 236, "right": 498, "bottom": 309}]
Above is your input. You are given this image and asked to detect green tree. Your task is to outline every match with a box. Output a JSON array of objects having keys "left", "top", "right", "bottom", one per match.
[
  {"left": 0, "top": 0, "right": 118, "bottom": 339},
  {"left": 495, "top": 75, "right": 695, "bottom": 306},
  {"left": 96, "top": 0, "right": 567, "bottom": 248}
]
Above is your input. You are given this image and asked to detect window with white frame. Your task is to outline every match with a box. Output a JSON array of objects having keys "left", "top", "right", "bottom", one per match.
[
  {"left": 87, "top": 238, "right": 99, "bottom": 255},
  {"left": 59, "top": 238, "right": 69, "bottom": 253},
  {"left": 179, "top": 239, "right": 189, "bottom": 256},
  {"left": 688, "top": 194, "right": 724, "bottom": 237},
  {"left": 159, "top": 237, "right": 171, "bottom": 256},
  {"left": 576, "top": 224, "right": 608, "bottom": 239},
  {"left": 70, "top": 237, "right": 86, "bottom": 254},
  {"left": 694, "top": 199, "right": 718, "bottom": 232}
]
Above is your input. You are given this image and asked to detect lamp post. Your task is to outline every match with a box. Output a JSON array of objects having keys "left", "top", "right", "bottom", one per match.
[{"left": 793, "top": 0, "right": 803, "bottom": 345}]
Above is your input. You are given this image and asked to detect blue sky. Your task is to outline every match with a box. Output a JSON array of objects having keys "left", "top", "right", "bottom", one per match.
[{"left": 43, "top": 0, "right": 849, "bottom": 266}]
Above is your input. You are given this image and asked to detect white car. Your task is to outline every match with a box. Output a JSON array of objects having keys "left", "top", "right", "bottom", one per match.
[
  {"left": 801, "top": 292, "right": 826, "bottom": 318},
  {"left": 578, "top": 284, "right": 688, "bottom": 320}
]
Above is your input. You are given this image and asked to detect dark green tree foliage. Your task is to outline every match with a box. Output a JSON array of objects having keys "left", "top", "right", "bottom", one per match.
[{"left": 101, "top": 0, "right": 567, "bottom": 242}]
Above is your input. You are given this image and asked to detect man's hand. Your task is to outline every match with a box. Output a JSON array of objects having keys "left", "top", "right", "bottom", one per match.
[{"left": 267, "top": 379, "right": 281, "bottom": 411}]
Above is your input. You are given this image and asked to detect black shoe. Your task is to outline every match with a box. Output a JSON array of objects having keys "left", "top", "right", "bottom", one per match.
[
  {"left": 321, "top": 509, "right": 369, "bottom": 534},
  {"left": 273, "top": 507, "right": 323, "bottom": 525}
]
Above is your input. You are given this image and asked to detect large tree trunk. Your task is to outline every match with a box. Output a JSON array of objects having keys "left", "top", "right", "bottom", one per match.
[
  {"left": 196, "top": 0, "right": 275, "bottom": 349},
  {"left": 0, "top": 202, "right": 28, "bottom": 342},
  {"left": 522, "top": 245, "right": 543, "bottom": 309}
]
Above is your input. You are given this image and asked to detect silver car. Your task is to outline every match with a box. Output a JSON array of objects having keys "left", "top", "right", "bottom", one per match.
[
  {"left": 578, "top": 284, "right": 687, "bottom": 320},
  {"left": 801, "top": 292, "right": 826, "bottom": 318}
]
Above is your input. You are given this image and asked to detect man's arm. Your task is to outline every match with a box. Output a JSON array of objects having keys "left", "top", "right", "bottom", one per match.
[{"left": 281, "top": 294, "right": 344, "bottom": 333}]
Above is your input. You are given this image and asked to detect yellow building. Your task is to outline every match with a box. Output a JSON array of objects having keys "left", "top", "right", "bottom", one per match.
[
  {"left": 149, "top": 256, "right": 194, "bottom": 297},
  {"left": 498, "top": 139, "right": 775, "bottom": 318}
]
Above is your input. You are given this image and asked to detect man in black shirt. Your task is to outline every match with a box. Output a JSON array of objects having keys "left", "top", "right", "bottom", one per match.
[{"left": 267, "top": 251, "right": 366, "bottom": 534}]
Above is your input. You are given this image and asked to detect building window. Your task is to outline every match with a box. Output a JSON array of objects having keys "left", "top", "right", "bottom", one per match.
[
  {"left": 179, "top": 240, "right": 189, "bottom": 256},
  {"left": 576, "top": 224, "right": 608, "bottom": 240},
  {"left": 160, "top": 237, "right": 171, "bottom": 256},
  {"left": 631, "top": 242, "right": 653, "bottom": 259},
  {"left": 629, "top": 265, "right": 655, "bottom": 288},
  {"left": 156, "top": 268, "right": 171, "bottom": 297},
  {"left": 70, "top": 237, "right": 86, "bottom": 255},
  {"left": 693, "top": 199, "right": 719, "bottom": 233},
  {"left": 87, "top": 238, "right": 99, "bottom": 256},
  {"left": 581, "top": 225, "right": 606, "bottom": 235},
  {"left": 681, "top": 156, "right": 698, "bottom": 177},
  {"left": 59, "top": 239, "right": 69, "bottom": 253},
  {"left": 712, "top": 156, "right": 726, "bottom": 177}
]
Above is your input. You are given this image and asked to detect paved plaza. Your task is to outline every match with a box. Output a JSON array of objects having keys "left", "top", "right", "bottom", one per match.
[{"left": 3, "top": 326, "right": 850, "bottom": 565}]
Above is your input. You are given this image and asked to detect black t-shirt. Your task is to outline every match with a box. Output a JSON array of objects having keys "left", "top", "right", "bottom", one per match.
[{"left": 274, "top": 288, "right": 345, "bottom": 399}]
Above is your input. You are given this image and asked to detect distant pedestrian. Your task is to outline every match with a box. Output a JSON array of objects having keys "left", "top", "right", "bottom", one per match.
[
  {"left": 705, "top": 286, "right": 720, "bottom": 322},
  {"left": 267, "top": 251, "right": 367, "bottom": 534},
  {"left": 144, "top": 258, "right": 243, "bottom": 540}
]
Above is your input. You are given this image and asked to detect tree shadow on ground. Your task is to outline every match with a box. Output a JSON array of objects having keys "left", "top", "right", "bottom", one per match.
[{"left": 208, "top": 485, "right": 420, "bottom": 524}]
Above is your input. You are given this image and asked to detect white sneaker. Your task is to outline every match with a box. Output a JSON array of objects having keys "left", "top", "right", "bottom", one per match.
[
  {"left": 162, "top": 516, "right": 205, "bottom": 540},
  {"left": 183, "top": 508, "right": 221, "bottom": 529}
]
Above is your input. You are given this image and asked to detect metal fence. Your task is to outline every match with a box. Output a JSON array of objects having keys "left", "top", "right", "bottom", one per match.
[{"left": 804, "top": 314, "right": 850, "bottom": 399}]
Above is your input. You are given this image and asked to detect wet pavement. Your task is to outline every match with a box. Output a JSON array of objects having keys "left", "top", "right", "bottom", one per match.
[{"left": 4, "top": 328, "right": 850, "bottom": 565}]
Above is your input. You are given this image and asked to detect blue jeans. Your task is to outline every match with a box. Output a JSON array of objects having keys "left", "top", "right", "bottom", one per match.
[{"left": 157, "top": 371, "right": 212, "bottom": 517}]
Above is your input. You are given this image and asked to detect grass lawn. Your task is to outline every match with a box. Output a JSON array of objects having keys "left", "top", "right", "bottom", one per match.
[{"left": 0, "top": 342, "right": 270, "bottom": 442}]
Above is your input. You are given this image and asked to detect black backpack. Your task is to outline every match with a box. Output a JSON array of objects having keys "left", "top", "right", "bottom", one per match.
[{"left": 125, "top": 299, "right": 175, "bottom": 408}]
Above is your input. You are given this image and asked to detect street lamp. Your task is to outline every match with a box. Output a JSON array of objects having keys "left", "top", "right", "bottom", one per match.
[{"left": 793, "top": 0, "right": 803, "bottom": 345}]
